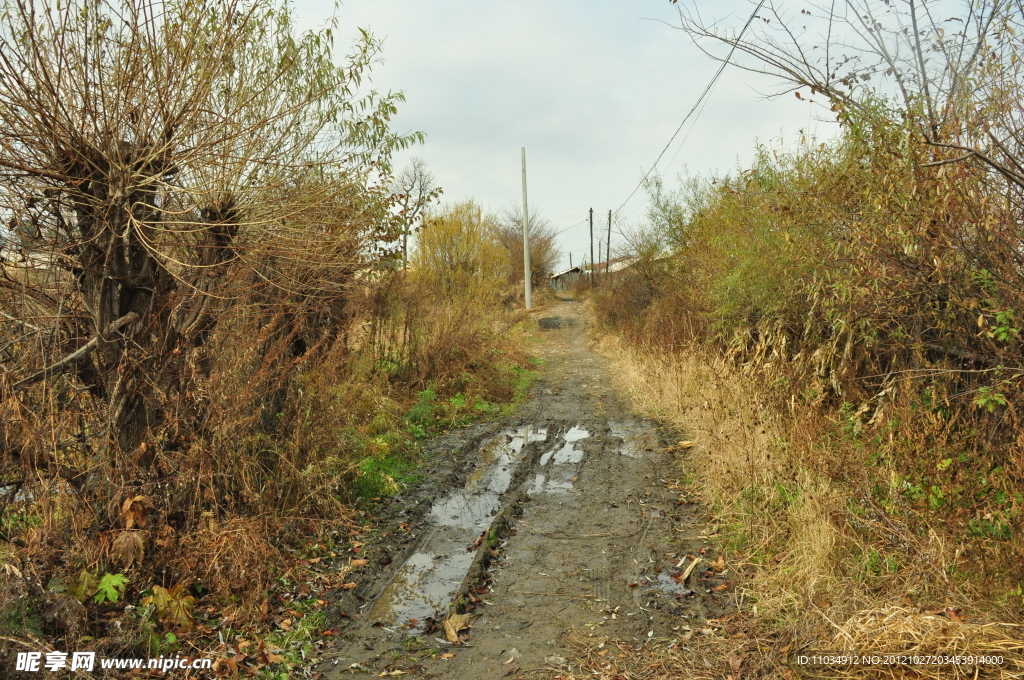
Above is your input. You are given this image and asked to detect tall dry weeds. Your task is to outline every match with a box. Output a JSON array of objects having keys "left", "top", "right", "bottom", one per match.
[
  {"left": 584, "top": 333, "right": 1024, "bottom": 679},
  {"left": 0, "top": 0, "right": 535, "bottom": 667}
]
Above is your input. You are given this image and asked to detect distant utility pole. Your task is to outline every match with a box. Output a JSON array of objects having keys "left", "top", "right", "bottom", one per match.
[
  {"left": 606, "top": 210, "right": 612, "bottom": 274},
  {"left": 521, "top": 147, "right": 532, "bottom": 310},
  {"left": 589, "top": 208, "right": 594, "bottom": 285},
  {"left": 569, "top": 252, "right": 573, "bottom": 268},
  {"left": 598, "top": 241, "right": 602, "bottom": 276}
]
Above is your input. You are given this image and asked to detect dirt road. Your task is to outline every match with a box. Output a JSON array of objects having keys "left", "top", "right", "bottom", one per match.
[{"left": 317, "top": 300, "right": 730, "bottom": 678}]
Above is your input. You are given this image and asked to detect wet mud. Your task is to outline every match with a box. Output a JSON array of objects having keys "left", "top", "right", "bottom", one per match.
[
  {"left": 368, "top": 426, "right": 547, "bottom": 629},
  {"left": 317, "top": 301, "right": 730, "bottom": 679}
]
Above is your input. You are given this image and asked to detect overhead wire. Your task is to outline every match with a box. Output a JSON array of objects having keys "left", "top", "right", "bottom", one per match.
[
  {"left": 553, "top": 218, "right": 588, "bottom": 237},
  {"left": 614, "top": 0, "right": 768, "bottom": 216}
]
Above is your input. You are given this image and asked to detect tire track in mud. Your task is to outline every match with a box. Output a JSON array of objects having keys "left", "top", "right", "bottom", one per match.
[{"left": 317, "top": 300, "right": 731, "bottom": 679}]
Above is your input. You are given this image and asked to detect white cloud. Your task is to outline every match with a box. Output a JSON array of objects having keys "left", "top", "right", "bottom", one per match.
[{"left": 297, "top": 0, "right": 840, "bottom": 267}]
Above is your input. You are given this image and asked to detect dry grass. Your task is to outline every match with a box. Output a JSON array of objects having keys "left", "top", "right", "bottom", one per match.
[
  {"left": 596, "top": 334, "right": 843, "bottom": 619},
  {"left": 0, "top": 269, "right": 534, "bottom": 662},
  {"left": 566, "top": 332, "right": 1024, "bottom": 679},
  {"left": 557, "top": 608, "right": 1024, "bottom": 679}
]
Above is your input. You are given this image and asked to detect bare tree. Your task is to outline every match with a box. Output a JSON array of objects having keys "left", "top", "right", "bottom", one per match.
[
  {"left": 0, "top": 0, "right": 416, "bottom": 499},
  {"left": 392, "top": 157, "right": 441, "bottom": 269},
  {"left": 668, "top": 0, "right": 1024, "bottom": 193},
  {"left": 496, "top": 207, "right": 561, "bottom": 287}
]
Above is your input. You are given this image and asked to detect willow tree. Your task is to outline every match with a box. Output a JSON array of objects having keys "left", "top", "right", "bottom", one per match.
[{"left": 0, "top": 0, "right": 418, "bottom": 502}]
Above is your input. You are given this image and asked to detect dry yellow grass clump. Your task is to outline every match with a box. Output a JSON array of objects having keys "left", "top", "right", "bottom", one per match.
[{"left": 560, "top": 332, "right": 1024, "bottom": 679}]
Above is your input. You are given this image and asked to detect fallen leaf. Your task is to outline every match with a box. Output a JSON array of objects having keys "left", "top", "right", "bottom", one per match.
[
  {"left": 266, "top": 653, "right": 286, "bottom": 664},
  {"left": 729, "top": 652, "right": 746, "bottom": 673},
  {"left": 504, "top": 655, "right": 514, "bottom": 664},
  {"left": 121, "top": 495, "right": 153, "bottom": 529},
  {"left": 713, "top": 555, "right": 726, "bottom": 571},
  {"left": 351, "top": 559, "right": 369, "bottom": 567},
  {"left": 439, "top": 653, "right": 455, "bottom": 659},
  {"left": 444, "top": 613, "right": 472, "bottom": 643},
  {"left": 340, "top": 582, "right": 357, "bottom": 590},
  {"left": 111, "top": 530, "right": 147, "bottom": 569},
  {"left": 279, "top": 618, "right": 292, "bottom": 631},
  {"left": 678, "top": 441, "right": 695, "bottom": 449},
  {"left": 944, "top": 606, "right": 964, "bottom": 622}
]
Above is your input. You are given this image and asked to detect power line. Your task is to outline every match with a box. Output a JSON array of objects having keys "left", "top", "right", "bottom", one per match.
[
  {"left": 662, "top": 79, "right": 716, "bottom": 175},
  {"left": 615, "top": 0, "right": 767, "bottom": 214},
  {"left": 553, "top": 218, "right": 588, "bottom": 237}
]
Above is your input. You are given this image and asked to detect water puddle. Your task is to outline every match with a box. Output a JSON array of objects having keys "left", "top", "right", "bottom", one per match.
[
  {"left": 529, "top": 473, "right": 574, "bottom": 495},
  {"left": 368, "top": 551, "right": 475, "bottom": 627},
  {"left": 532, "top": 425, "right": 590, "bottom": 495},
  {"left": 369, "top": 426, "right": 546, "bottom": 627},
  {"left": 539, "top": 425, "right": 589, "bottom": 466},
  {"left": 656, "top": 572, "right": 695, "bottom": 597},
  {"left": 610, "top": 420, "right": 659, "bottom": 458}
]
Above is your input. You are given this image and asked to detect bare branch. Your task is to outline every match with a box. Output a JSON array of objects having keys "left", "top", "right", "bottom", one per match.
[{"left": 12, "top": 312, "right": 138, "bottom": 388}]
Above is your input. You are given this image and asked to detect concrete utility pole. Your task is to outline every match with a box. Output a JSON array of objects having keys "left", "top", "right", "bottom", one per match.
[
  {"left": 606, "top": 210, "right": 612, "bottom": 273},
  {"left": 589, "top": 208, "right": 594, "bottom": 285},
  {"left": 569, "top": 252, "right": 573, "bottom": 268},
  {"left": 521, "top": 147, "right": 532, "bottom": 310}
]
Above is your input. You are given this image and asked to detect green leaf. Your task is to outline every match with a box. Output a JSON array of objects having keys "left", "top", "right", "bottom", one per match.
[
  {"left": 93, "top": 573, "right": 129, "bottom": 604},
  {"left": 973, "top": 387, "right": 1008, "bottom": 412}
]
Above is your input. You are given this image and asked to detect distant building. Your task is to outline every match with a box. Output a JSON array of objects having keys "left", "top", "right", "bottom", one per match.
[
  {"left": 601, "top": 256, "right": 635, "bottom": 274},
  {"left": 549, "top": 266, "right": 583, "bottom": 290}
]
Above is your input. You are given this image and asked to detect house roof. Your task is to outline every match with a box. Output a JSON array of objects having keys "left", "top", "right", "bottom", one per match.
[{"left": 550, "top": 266, "right": 583, "bottom": 279}]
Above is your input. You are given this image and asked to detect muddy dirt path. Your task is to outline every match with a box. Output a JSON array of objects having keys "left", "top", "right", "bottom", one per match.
[{"left": 317, "top": 300, "right": 731, "bottom": 678}]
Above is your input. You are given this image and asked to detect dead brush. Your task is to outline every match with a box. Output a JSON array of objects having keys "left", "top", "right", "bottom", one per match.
[
  {"left": 598, "top": 335, "right": 845, "bottom": 615},
  {"left": 174, "top": 516, "right": 285, "bottom": 623},
  {"left": 370, "top": 270, "right": 531, "bottom": 399},
  {"left": 590, "top": 335, "right": 1024, "bottom": 679},
  {"left": 823, "top": 606, "right": 1024, "bottom": 678},
  {"left": 556, "top": 610, "right": 1024, "bottom": 680},
  {"left": 554, "top": 626, "right": 758, "bottom": 680}
]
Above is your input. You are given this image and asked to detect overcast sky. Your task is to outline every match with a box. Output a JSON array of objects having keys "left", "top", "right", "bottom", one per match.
[{"left": 297, "top": 1, "right": 841, "bottom": 269}]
